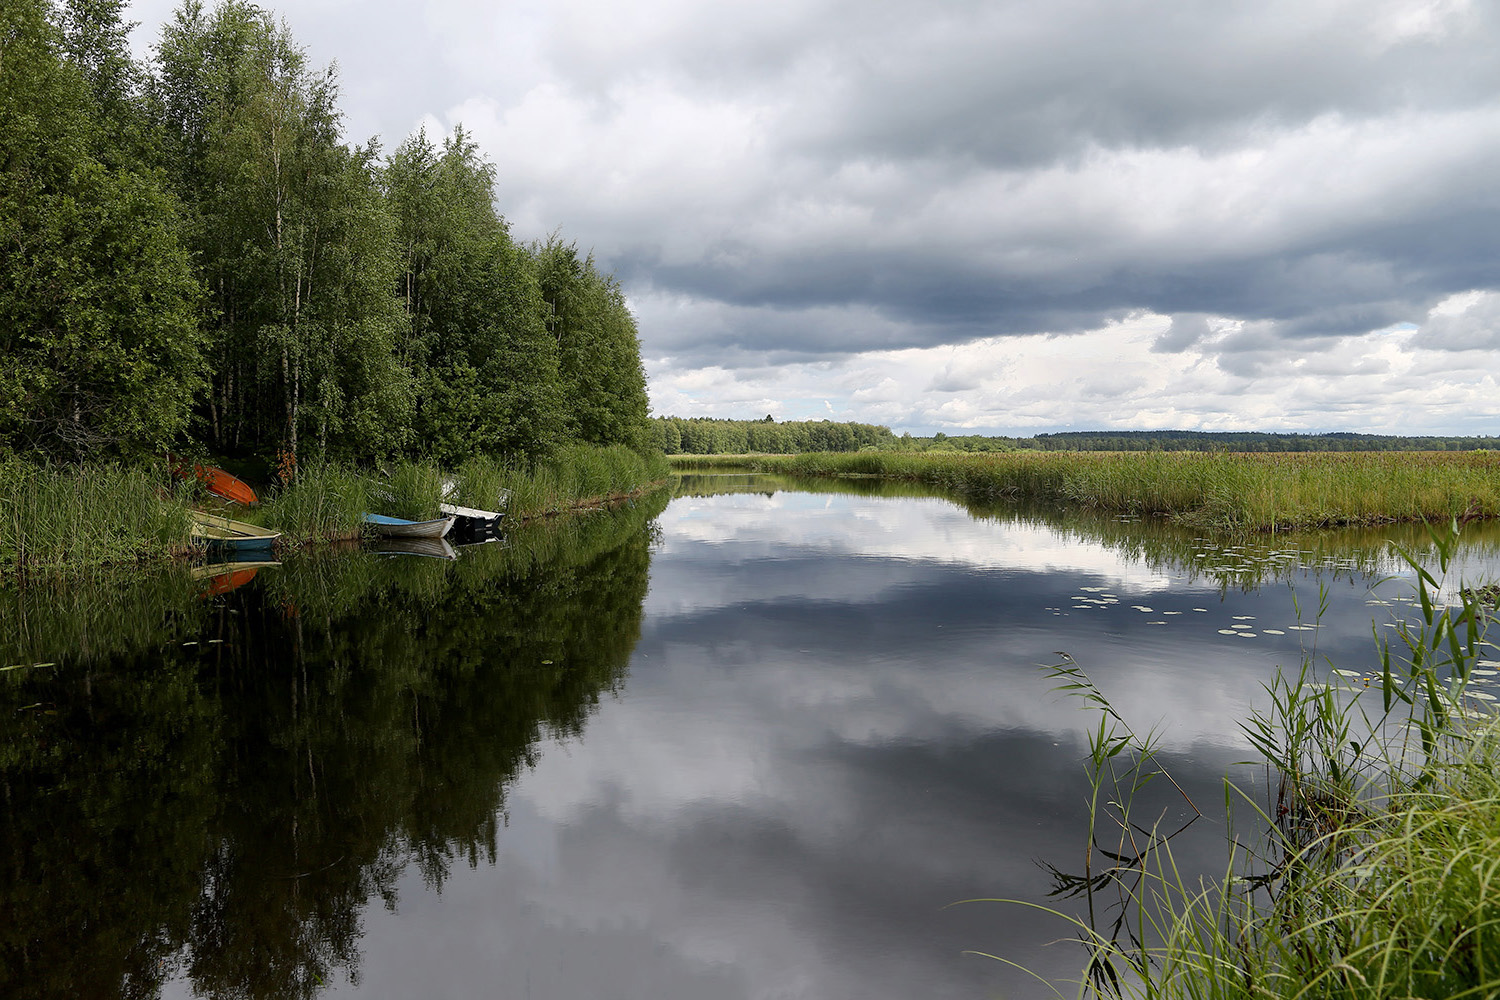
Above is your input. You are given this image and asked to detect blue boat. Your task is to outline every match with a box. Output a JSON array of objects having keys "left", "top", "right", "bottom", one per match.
[{"left": 361, "top": 512, "right": 455, "bottom": 539}]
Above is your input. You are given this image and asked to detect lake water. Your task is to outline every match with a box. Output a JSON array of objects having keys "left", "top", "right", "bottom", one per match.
[{"left": 4, "top": 473, "right": 1500, "bottom": 999}]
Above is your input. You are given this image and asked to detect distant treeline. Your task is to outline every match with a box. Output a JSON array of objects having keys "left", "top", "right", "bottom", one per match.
[
  {"left": 2, "top": 0, "right": 650, "bottom": 467},
  {"left": 655, "top": 419, "right": 1499, "bottom": 455},
  {"left": 1029, "top": 431, "right": 1500, "bottom": 452},
  {"left": 653, "top": 416, "right": 896, "bottom": 454}
]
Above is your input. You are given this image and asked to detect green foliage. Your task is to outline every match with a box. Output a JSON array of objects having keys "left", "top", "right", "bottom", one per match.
[
  {"left": 449, "top": 453, "right": 511, "bottom": 512},
  {"left": 537, "top": 237, "right": 651, "bottom": 452},
  {"left": 387, "top": 129, "right": 562, "bottom": 465},
  {"left": 255, "top": 459, "right": 369, "bottom": 542},
  {"left": 1034, "top": 430, "right": 1500, "bottom": 453},
  {"left": 0, "top": 0, "right": 205, "bottom": 459},
  {"left": 496, "top": 444, "right": 669, "bottom": 519},
  {"left": 654, "top": 416, "right": 897, "bottom": 454},
  {"left": 379, "top": 459, "right": 445, "bottom": 521},
  {"left": 154, "top": 1, "right": 414, "bottom": 461},
  {"left": 3, "top": 0, "right": 655, "bottom": 474}
]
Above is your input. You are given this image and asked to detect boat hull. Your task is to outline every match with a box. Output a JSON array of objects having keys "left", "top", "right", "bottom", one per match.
[
  {"left": 362, "top": 513, "right": 455, "bottom": 539},
  {"left": 170, "top": 458, "right": 259, "bottom": 505},
  {"left": 189, "top": 511, "right": 281, "bottom": 551}
]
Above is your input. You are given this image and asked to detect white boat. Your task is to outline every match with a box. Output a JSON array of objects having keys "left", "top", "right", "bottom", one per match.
[
  {"left": 439, "top": 500, "right": 505, "bottom": 525},
  {"left": 361, "top": 513, "right": 455, "bottom": 538}
]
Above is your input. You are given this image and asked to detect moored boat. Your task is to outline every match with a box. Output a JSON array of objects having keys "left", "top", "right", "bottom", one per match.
[
  {"left": 169, "top": 457, "right": 259, "bottom": 505},
  {"left": 361, "top": 513, "right": 455, "bottom": 539},
  {"left": 438, "top": 501, "right": 504, "bottom": 531},
  {"left": 189, "top": 511, "right": 281, "bottom": 551},
  {"left": 438, "top": 479, "right": 510, "bottom": 533}
]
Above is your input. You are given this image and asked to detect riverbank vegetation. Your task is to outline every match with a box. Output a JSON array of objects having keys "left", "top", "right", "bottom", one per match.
[
  {"left": 672, "top": 451, "right": 1500, "bottom": 530},
  {"left": 3, "top": 0, "right": 650, "bottom": 467},
  {"left": 0, "top": 446, "right": 669, "bottom": 571},
  {"left": 993, "top": 524, "right": 1500, "bottom": 998}
]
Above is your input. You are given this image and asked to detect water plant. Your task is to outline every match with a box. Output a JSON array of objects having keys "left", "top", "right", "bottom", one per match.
[
  {"left": 498, "top": 445, "right": 669, "bottom": 519},
  {"left": 978, "top": 520, "right": 1500, "bottom": 998}
]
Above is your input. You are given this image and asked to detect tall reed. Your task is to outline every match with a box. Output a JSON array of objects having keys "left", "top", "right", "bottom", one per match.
[
  {"left": 256, "top": 462, "right": 371, "bottom": 544},
  {"left": 498, "top": 445, "right": 669, "bottom": 519},
  {"left": 381, "top": 460, "right": 446, "bottom": 521},
  {"left": 0, "top": 458, "right": 196, "bottom": 572}
]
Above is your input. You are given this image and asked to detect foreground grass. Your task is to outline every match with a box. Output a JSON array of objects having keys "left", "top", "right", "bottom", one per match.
[
  {"left": 674, "top": 451, "right": 1500, "bottom": 530},
  {"left": 2, "top": 446, "right": 670, "bottom": 571},
  {"left": 990, "top": 523, "right": 1500, "bottom": 998}
]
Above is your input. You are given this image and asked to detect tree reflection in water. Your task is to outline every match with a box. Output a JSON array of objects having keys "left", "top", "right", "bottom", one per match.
[{"left": 0, "top": 491, "right": 666, "bottom": 999}]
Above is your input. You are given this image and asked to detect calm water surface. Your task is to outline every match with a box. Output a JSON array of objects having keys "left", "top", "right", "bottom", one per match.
[{"left": 4, "top": 474, "right": 1500, "bottom": 999}]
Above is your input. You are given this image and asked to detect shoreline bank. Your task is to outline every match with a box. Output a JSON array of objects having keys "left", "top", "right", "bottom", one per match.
[{"left": 2, "top": 447, "right": 670, "bottom": 576}]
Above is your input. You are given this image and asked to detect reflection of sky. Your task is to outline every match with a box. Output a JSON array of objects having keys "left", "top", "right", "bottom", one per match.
[{"left": 347, "top": 490, "right": 1500, "bottom": 1000}]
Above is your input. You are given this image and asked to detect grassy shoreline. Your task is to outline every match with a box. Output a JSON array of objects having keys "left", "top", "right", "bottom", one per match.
[
  {"left": 671, "top": 450, "right": 1500, "bottom": 531},
  {"left": 1, "top": 446, "right": 670, "bottom": 574}
]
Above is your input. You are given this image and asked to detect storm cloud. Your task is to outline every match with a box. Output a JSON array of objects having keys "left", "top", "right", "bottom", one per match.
[{"left": 127, "top": 0, "right": 1500, "bottom": 433}]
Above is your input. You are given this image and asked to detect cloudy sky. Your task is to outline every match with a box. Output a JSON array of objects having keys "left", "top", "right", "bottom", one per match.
[{"left": 125, "top": 0, "right": 1500, "bottom": 436}]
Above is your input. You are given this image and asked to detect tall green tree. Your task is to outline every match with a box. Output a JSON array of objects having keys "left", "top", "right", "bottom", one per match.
[
  {"left": 0, "top": 0, "right": 204, "bottom": 459},
  {"left": 534, "top": 236, "right": 651, "bottom": 452},
  {"left": 385, "top": 128, "right": 561, "bottom": 464},
  {"left": 152, "top": 0, "right": 410, "bottom": 462}
]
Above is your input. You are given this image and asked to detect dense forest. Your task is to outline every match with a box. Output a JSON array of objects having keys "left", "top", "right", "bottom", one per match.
[
  {"left": 652, "top": 416, "right": 896, "bottom": 454},
  {"left": 654, "top": 418, "right": 1500, "bottom": 455},
  {"left": 0, "top": 0, "right": 651, "bottom": 467}
]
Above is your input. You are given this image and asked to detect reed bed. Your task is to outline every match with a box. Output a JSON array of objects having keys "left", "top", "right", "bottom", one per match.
[
  {"left": 2, "top": 444, "right": 669, "bottom": 573},
  {"left": 691, "top": 451, "right": 1500, "bottom": 530},
  {"left": 0, "top": 459, "right": 197, "bottom": 573},
  {"left": 265, "top": 447, "right": 667, "bottom": 533},
  {"left": 496, "top": 445, "right": 670, "bottom": 519},
  {"left": 256, "top": 461, "right": 371, "bottom": 543}
]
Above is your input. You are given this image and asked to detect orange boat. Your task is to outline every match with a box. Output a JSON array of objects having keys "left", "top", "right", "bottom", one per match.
[{"left": 168, "top": 457, "right": 258, "bottom": 505}]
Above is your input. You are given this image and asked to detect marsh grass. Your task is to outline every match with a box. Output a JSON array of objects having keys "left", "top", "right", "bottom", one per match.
[
  {"left": 451, "top": 455, "right": 512, "bottom": 512},
  {"left": 0, "top": 458, "right": 198, "bottom": 572},
  {"left": 688, "top": 451, "right": 1500, "bottom": 530},
  {"left": 382, "top": 461, "right": 446, "bottom": 521},
  {"left": 498, "top": 445, "right": 669, "bottom": 519},
  {"left": 256, "top": 462, "right": 371, "bottom": 543},
  {"left": 981, "top": 521, "right": 1500, "bottom": 998}
]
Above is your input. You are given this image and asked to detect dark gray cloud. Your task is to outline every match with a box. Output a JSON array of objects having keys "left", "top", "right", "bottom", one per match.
[{"left": 127, "top": 0, "right": 1500, "bottom": 432}]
